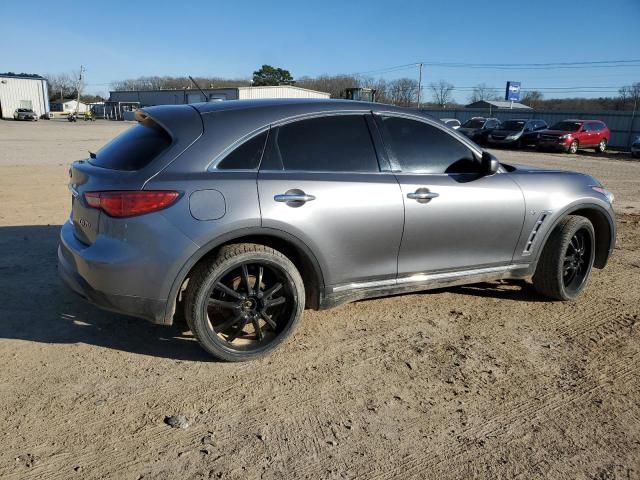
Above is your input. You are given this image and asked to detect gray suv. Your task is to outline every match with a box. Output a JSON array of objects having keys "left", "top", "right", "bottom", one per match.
[{"left": 58, "top": 99, "right": 616, "bottom": 361}]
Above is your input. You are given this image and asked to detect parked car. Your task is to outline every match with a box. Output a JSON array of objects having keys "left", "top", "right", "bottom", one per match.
[
  {"left": 487, "top": 119, "right": 548, "bottom": 148},
  {"left": 13, "top": 108, "right": 38, "bottom": 121},
  {"left": 440, "top": 118, "right": 461, "bottom": 129},
  {"left": 458, "top": 117, "right": 501, "bottom": 144},
  {"left": 537, "top": 120, "right": 610, "bottom": 154},
  {"left": 58, "top": 99, "right": 616, "bottom": 361},
  {"left": 631, "top": 136, "right": 640, "bottom": 159}
]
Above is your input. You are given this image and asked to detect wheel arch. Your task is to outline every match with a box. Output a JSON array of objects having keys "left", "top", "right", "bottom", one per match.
[
  {"left": 163, "top": 227, "right": 326, "bottom": 325},
  {"left": 534, "top": 203, "right": 615, "bottom": 271}
]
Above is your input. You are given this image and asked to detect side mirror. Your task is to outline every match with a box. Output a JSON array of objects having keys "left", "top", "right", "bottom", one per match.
[{"left": 481, "top": 151, "right": 500, "bottom": 175}]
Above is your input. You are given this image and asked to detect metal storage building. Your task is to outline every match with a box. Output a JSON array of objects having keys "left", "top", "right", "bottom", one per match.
[
  {"left": 108, "top": 85, "right": 330, "bottom": 107},
  {"left": 50, "top": 99, "right": 88, "bottom": 113},
  {"left": 0, "top": 73, "right": 49, "bottom": 119}
]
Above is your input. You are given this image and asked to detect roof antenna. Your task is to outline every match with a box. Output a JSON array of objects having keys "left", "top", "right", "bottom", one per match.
[{"left": 189, "top": 76, "right": 209, "bottom": 102}]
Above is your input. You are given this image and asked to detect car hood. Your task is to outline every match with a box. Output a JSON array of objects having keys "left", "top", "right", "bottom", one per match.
[
  {"left": 505, "top": 162, "right": 598, "bottom": 180},
  {"left": 458, "top": 127, "right": 481, "bottom": 135}
]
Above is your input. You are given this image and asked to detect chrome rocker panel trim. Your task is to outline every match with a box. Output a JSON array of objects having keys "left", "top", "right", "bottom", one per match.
[{"left": 321, "top": 264, "right": 531, "bottom": 309}]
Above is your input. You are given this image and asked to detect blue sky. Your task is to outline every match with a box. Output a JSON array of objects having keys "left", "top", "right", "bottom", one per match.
[{"left": 3, "top": 0, "right": 640, "bottom": 102}]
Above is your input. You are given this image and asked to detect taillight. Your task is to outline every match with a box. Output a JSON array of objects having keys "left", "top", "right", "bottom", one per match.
[{"left": 84, "top": 191, "right": 179, "bottom": 217}]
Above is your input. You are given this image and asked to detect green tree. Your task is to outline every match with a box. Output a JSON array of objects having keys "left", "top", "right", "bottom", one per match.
[{"left": 252, "top": 65, "right": 295, "bottom": 86}]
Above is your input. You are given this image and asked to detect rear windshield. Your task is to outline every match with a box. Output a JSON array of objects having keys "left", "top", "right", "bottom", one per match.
[
  {"left": 89, "top": 118, "right": 171, "bottom": 171},
  {"left": 550, "top": 121, "right": 582, "bottom": 132},
  {"left": 462, "top": 119, "right": 485, "bottom": 128}
]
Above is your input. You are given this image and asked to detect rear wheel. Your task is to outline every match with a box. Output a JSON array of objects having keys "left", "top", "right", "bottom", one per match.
[
  {"left": 184, "top": 243, "right": 305, "bottom": 361},
  {"left": 596, "top": 139, "right": 607, "bottom": 153},
  {"left": 533, "top": 216, "right": 595, "bottom": 300},
  {"left": 568, "top": 140, "right": 579, "bottom": 154}
]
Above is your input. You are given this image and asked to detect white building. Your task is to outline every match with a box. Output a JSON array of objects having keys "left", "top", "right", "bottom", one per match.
[
  {"left": 50, "top": 99, "right": 88, "bottom": 113},
  {"left": 109, "top": 85, "right": 330, "bottom": 107},
  {"left": 0, "top": 73, "right": 49, "bottom": 119}
]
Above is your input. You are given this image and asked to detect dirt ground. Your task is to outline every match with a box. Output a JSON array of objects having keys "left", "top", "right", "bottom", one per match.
[{"left": 1, "top": 119, "right": 638, "bottom": 480}]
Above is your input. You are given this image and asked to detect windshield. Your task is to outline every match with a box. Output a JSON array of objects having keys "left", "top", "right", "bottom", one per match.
[
  {"left": 462, "top": 119, "right": 485, "bottom": 128},
  {"left": 550, "top": 121, "right": 582, "bottom": 132},
  {"left": 500, "top": 120, "right": 526, "bottom": 131}
]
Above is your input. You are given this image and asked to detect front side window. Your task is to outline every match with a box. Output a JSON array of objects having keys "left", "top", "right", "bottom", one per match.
[
  {"left": 551, "top": 121, "right": 582, "bottom": 132},
  {"left": 379, "top": 116, "right": 478, "bottom": 174},
  {"left": 260, "top": 115, "right": 379, "bottom": 172},
  {"left": 216, "top": 131, "right": 268, "bottom": 170}
]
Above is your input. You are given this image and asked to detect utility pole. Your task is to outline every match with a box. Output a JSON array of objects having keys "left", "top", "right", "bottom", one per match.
[
  {"left": 75, "top": 65, "right": 84, "bottom": 115},
  {"left": 417, "top": 63, "right": 423, "bottom": 109}
]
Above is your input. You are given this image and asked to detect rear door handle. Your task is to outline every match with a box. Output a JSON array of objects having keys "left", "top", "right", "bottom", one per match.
[
  {"left": 274, "top": 193, "right": 316, "bottom": 203},
  {"left": 407, "top": 190, "right": 439, "bottom": 200}
]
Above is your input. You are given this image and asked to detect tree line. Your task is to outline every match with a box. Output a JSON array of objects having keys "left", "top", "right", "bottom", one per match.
[{"left": 43, "top": 65, "right": 639, "bottom": 112}]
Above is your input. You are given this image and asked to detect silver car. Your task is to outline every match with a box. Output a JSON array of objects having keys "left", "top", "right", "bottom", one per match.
[
  {"left": 14, "top": 108, "right": 38, "bottom": 121},
  {"left": 58, "top": 99, "right": 616, "bottom": 361}
]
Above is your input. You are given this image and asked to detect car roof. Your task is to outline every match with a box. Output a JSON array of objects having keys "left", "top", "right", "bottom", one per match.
[
  {"left": 191, "top": 98, "right": 410, "bottom": 116},
  {"left": 142, "top": 98, "right": 442, "bottom": 130}
]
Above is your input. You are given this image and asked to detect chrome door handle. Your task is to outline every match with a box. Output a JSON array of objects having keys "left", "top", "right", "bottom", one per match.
[
  {"left": 407, "top": 191, "right": 439, "bottom": 200},
  {"left": 274, "top": 193, "right": 316, "bottom": 203}
]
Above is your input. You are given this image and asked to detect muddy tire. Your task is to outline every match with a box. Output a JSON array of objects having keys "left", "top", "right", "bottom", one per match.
[
  {"left": 533, "top": 216, "right": 595, "bottom": 301},
  {"left": 184, "top": 243, "right": 305, "bottom": 361}
]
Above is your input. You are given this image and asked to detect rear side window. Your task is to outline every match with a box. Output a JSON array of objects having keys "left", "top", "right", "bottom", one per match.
[
  {"left": 90, "top": 118, "right": 171, "bottom": 171},
  {"left": 379, "top": 116, "right": 477, "bottom": 174},
  {"left": 261, "top": 115, "right": 379, "bottom": 172},
  {"left": 217, "top": 131, "right": 268, "bottom": 170}
]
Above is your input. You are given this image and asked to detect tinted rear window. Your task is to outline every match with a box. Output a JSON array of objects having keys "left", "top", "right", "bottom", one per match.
[
  {"left": 89, "top": 118, "right": 171, "bottom": 171},
  {"left": 261, "top": 115, "right": 379, "bottom": 172},
  {"left": 216, "top": 131, "right": 268, "bottom": 170}
]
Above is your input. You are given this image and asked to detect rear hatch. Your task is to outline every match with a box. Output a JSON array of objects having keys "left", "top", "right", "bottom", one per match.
[{"left": 68, "top": 106, "right": 203, "bottom": 245}]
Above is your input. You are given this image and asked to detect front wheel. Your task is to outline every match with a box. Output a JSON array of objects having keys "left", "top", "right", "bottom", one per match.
[
  {"left": 184, "top": 243, "right": 305, "bottom": 361},
  {"left": 596, "top": 139, "right": 607, "bottom": 153},
  {"left": 532, "top": 216, "right": 595, "bottom": 300},
  {"left": 568, "top": 140, "right": 579, "bottom": 154}
]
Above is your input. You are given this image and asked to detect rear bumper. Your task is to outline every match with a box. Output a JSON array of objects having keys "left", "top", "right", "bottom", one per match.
[{"left": 57, "top": 220, "right": 174, "bottom": 324}]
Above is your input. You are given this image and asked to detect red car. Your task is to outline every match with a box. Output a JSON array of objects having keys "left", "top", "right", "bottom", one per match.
[{"left": 537, "top": 119, "right": 610, "bottom": 154}]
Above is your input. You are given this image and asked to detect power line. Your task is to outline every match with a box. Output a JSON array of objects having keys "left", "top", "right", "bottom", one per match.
[{"left": 352, "top": 59, "right": 640, "bottom": 76}]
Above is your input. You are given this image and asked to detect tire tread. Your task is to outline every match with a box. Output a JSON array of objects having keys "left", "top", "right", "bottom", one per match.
[
  {"left": 184, "top": 243, "right": 304, "bottom": 361},
  {"left": 533, "top": 215, "right": 593, "bottom": 300}
]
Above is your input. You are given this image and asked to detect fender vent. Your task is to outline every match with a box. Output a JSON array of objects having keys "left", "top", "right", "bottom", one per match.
[{"left": 523, "top": 212, "right": 550, "bottom": 254}]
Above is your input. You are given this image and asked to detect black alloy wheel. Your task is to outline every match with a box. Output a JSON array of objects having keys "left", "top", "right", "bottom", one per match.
[
  {"left": 205, "top": 262, "right": 292, "bottom": 348},
  {"left": 185, "top": 243, "right": 305, "bottom": 361},
  {"left": 562, "top": 227, "right": 592, "bottom": 295},
  {"left": 533, "top": 215, "right": 595, "bottom": 301}
]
